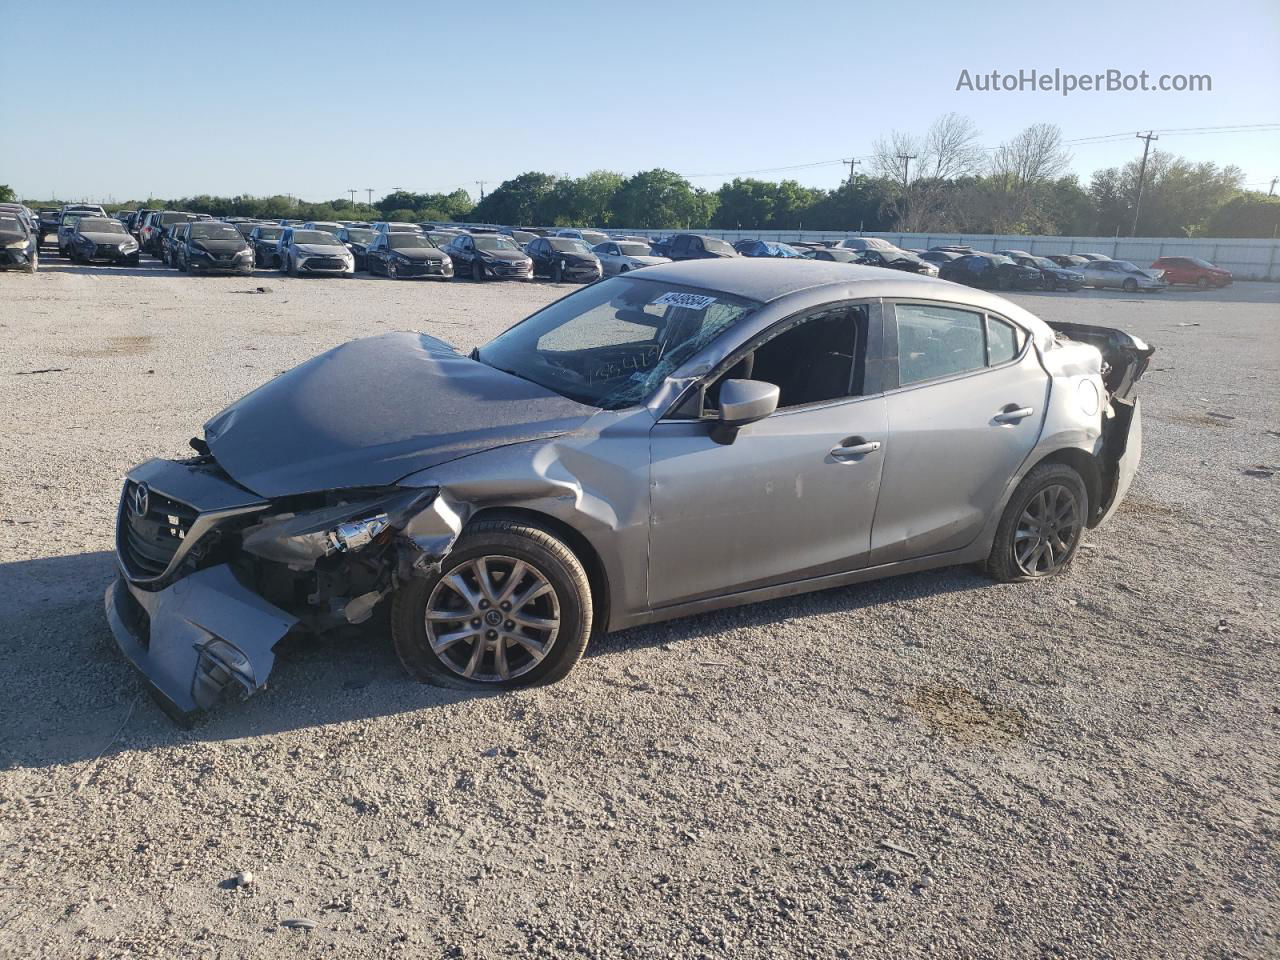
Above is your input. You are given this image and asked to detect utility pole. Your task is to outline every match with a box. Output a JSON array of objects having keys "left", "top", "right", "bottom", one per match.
[
  {"left": 475, "top": 180, "right": 488, "bottom": 201},
  {"left": 897, "top": 154, "right": 916, "bottom": 187},
  {"left": 1131, "top": 131, "right": 1159, "bottom": 236},
  {"left": 1270, "top": 176, "right": 1278, "bottom": 196},
  {"left": 365, "top": 188, "right": 374, "bottom": 206},
  {"left": 348, "top": 189, "right": 357, "bottom": 205},
  {"left": 841, "top": 158, "right": 861, "bottom": 186}
]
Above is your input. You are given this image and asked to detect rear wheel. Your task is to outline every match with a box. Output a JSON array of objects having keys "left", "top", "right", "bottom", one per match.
[
  {"left": 392, "top": 519, "right": 593, "bottom": 690},
  {"left": 986, "top": 462, "right": 1088, "bottom": 583}
]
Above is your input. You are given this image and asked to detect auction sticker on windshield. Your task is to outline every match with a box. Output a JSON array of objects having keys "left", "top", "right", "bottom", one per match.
[{"left": 653, "top": 292, "right": 717, "bottom": 310}]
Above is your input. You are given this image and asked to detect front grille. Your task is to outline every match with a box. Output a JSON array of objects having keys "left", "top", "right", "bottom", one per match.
[
  {"left": 95, "top": 244, "right": 121, "bottom": 258},
  {"left": 304, "top": 257, "right": 345, "bottom": 270},
  {"left": 119, "top": 482, "right": 199, "bottom": 579}
]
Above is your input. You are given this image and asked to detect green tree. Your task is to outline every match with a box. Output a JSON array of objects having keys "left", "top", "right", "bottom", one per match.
[
  {"left": 1088, "top": 152, "right": 1243, "bottom": 236},
  {"left": 0, "top": 184, "right": 16, "bottom": 203},
  {"left": 1204, "top": 193, "right": 1280, "bottom": 238},
  {"left": 542, "top": 170, "right": 624, "bottom": 226},
  {"left": 609, "top": 169, "right": 705, "bottom": 229},
  {"left": 471, "top": 172, "right": 558, "bottom": 225}
]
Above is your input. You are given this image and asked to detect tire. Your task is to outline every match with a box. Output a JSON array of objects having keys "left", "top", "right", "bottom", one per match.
[
  {"left": 985, "top": 462, "right": 1088, "bottom": 583},
  {"left": 619, "top": 264, "right": 629, "bottom": 273},
  {"left": 24, "top": 251, "right": 36, "bottom": 274},
  {"left": 553, "top": 261, "right": 563, "bottom": 283},
  {"left": 288, "top": 255, "right": 299, "bottom": 278},
  {"left": 472, "top": 259, "right": 485, "bottom": 281},
  {"left": 392, "top": 519, "right": 593, "bottom": 691},
  {"left": 1196, "top": 276, "right": 1209, "bottom": 290},
  {"left": 1122, "top": 277, "right": 1137, "bottom": 293},
  {"left": 387, "top": 260, "right": 398, "bottom": 280}
]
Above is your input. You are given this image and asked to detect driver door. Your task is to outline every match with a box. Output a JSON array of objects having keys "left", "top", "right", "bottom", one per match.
[{"left": 647, "top": 303, "right": 887, "bottom": 609}]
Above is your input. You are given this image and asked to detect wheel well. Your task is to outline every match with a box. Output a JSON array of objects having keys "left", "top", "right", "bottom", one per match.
[
  {"left": 1028, "top": 447, "right": 1102, "bottom": 522},
  {"left": 465, "top": 506, "right": 611, "bottom": 635}
]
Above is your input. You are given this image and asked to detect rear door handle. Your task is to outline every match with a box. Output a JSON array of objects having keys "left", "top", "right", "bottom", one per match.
[
  {"left": 830, "top": 438, "right": 882, "bottom": 460},
  {"left": 993, "top": 406, "right": 1034, "bottom": 424}
]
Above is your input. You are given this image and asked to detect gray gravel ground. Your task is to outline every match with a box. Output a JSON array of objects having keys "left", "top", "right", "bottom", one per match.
[{"left": 1, "top": 253, "right": 1277, "bottom": 959}]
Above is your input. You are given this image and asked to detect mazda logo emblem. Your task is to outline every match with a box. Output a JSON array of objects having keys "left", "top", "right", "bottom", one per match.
[{"left": 131, "top": 483, "right": 150, "bottom": 518}]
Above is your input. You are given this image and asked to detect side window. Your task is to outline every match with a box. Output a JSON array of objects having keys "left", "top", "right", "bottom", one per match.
[
  {"left": 895, "top": 304, "right": 986, "bottom": 386},
  {"left": 704, "top": 306, "right": 866, "bottom": 413},
  {"left": 986, "top": 316, "right": 1023, "bottom": 365}
]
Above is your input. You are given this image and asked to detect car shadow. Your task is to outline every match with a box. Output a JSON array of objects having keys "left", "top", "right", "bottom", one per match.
[{"left": 0, "top": 550, "right": 985, "bottom": 772}]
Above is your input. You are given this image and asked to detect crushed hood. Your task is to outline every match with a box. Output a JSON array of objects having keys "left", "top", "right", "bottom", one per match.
[{"left": 203, "top": 332, "right": 596, "bottom": 498}]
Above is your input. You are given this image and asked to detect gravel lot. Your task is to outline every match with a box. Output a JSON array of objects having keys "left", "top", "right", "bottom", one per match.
[{"left": 1, "top": 253, "right": 1277, "bottom": 959}]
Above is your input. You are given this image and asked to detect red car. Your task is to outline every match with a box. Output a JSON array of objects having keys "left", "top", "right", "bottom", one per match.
[{"left": 1151, "top": 256, "right": 1232, "bottom": 289}]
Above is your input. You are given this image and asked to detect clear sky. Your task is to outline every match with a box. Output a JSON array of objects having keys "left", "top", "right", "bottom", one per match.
[{"left": 2, "top": 0, "right": 1277, "bottom": 203}]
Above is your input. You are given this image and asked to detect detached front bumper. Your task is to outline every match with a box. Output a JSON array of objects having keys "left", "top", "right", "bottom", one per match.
[{"left": 105, "top": 565, "right": 298, "bottom": 726}]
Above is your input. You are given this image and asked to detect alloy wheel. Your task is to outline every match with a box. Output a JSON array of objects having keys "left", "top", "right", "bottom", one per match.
[
  {"left": 424, "top": 555, "right": 560, "bottom": 682},
  {"left": 1014, "top": 484, "right": 1081, "bottom": 576}
]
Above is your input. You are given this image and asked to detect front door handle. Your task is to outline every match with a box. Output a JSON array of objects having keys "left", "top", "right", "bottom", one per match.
[
  {"left": 993, "top": 406, "right": 1034, "bottom": 424},
  {"left": 831, "top": 438, "right": 882, "bottom": 460}
]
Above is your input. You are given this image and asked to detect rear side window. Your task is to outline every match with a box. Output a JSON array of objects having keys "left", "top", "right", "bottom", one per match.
[{"left": 896, "top": 305, "right": 986, "bottom": 385}]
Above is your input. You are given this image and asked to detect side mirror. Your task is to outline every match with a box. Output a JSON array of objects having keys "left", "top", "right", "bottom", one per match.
[{"left": 710, "top": 379, "right": 779, "bottom": 445}]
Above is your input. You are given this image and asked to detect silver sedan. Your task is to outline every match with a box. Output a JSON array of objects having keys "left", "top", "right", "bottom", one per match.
[
  {"left": 1080, "top": 259, "right": 1168, "bottom": 292},
  {"left": 106, "top": 259, "right": 1152, "bottom": 723},
  {"left": 592, "top": 239, "right": 671, "bottom": 276}
]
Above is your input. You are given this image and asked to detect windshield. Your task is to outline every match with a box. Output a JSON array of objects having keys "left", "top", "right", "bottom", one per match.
[
  {"left": 1114, "top": 260, "right": 1140, "bottom": 271},
  {"left": 1031, "top": 257, "right": 1057, "bottom": 269},
  {"left": 1188, "top": 257, "right": 1215, "bottom": 268},
  {"left": 309, "top": 223, "right": 342, "bottom": 235},
  {"left": 386, "top": 223, "right": 418, "bottom": 232},
  {"left": 0, "top": 217, "right": 25, "bottom": 234},
  {"left": 702, "top": 237, "right": 736, "bottom": 255},
  {"left": 511, "top": 231, "right": 535, "bottom": 243},
  {"left": 389, "top": 234, "right": 432, "bottom": 249},
  {"left": 344, "top": 228, "right": 374, "bottom": 243},
  {"left": 158, "top": 213, "right": 195, "bottom": 226},
  {"left": 79, "top": 219, "right": 125, "bottom": 234},
  {"left": 578, "top": 231, "right": 608, "bottom": 244},
  {"left": 233, "top": 222, "right": 257, "bottom": 237},
  {"left": 548, "top": 238, "right": 590, "bottom": 254},
  {"left": 190, "top": 223, "right": 242, "bottom": 241},
  {"left": 292, "top": 230, "right": 342, "bottom": 245},
  {"left": 254, "top": 227, "right": 282, "bottom": 240},
  {"left": 474, "top": 236, "right": 519, "bottom": 251},
  {"left": 477, "top": 276, "right": 761, "bottom": 409},
  {"left": 616, "top": 242, "right": 652, "bottom": 256},
  {"left": 989, "top": 255, "right": 1014, "bottom": 265}
]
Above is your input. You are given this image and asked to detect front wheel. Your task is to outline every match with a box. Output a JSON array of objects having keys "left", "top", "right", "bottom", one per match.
[
  {"left": 24, "top": 251, "right": 37, "bottom": 274},
  {"left": 392, "top": 519, "right": 593, "bottom": 690},
  {"left": 986, "top": 462, "right": 1088, "bottom": 583},
  {"left": 1196, "top": 276, "right": 1209, "bottom": 290},
  {"left": 1122, "top": 277, "right": 1138, "bottom": 293},
  {"left": 472, "top": 259, "right": 485, "bottom": 281}
]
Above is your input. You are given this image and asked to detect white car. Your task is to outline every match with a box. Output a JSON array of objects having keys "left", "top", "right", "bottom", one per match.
[
  {"left": 591, "top": 239, "right": 671, "bottom": 277},
  {"left": 1080, "top": 260, "right": 1168, "bottom": 293}
]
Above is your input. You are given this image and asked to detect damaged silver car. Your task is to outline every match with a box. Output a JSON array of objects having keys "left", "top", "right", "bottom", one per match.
[{"left": 106, "top": 259, "right": 1153, "bottom": 723}]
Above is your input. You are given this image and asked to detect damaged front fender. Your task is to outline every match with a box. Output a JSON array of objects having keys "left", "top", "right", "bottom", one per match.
[{"left": 105, "top": 565, "right": 298, "bottom": 726}]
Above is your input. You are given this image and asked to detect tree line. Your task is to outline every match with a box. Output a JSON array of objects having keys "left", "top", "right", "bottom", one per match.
[{"left": 12, "top": 115, "right": 1278, "bottom": 237}]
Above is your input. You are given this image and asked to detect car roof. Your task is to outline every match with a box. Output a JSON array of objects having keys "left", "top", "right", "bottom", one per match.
[{"left": 629, "top": 258, "right": 1056, "bottom": 345}]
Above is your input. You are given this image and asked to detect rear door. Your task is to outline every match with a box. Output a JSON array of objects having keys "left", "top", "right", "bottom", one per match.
[{"left": 870, "top": 300, "right": 1048, "bottom": 564}]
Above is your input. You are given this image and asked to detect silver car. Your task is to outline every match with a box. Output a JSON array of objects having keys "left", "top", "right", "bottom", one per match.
[
  {"left": 592, "top": 239, "right": 672, "bottom": 276},
  {"left": 1080, "top": 259, "right": 1168, "bottom": 292},
  {"left": 106, "top": 260, "right": 1152, "bottom": 723}
]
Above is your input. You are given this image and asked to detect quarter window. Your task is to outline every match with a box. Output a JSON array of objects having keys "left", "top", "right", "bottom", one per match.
[{"left": 986, "top": 316, "right": 1021, "bottom": 365}]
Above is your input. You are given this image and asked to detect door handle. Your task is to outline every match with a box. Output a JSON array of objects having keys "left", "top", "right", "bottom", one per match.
[
  {"left": 830, "top": 439, "right": 882, "bottom": 460},
  {"left": 993, "top": 406, "right": 1034, "bottom": 424}
]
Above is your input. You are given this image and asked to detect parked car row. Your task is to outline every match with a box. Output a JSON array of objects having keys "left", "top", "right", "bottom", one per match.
[{"left": 3, "top": 201, "right": 1238, "bottom": 292}]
